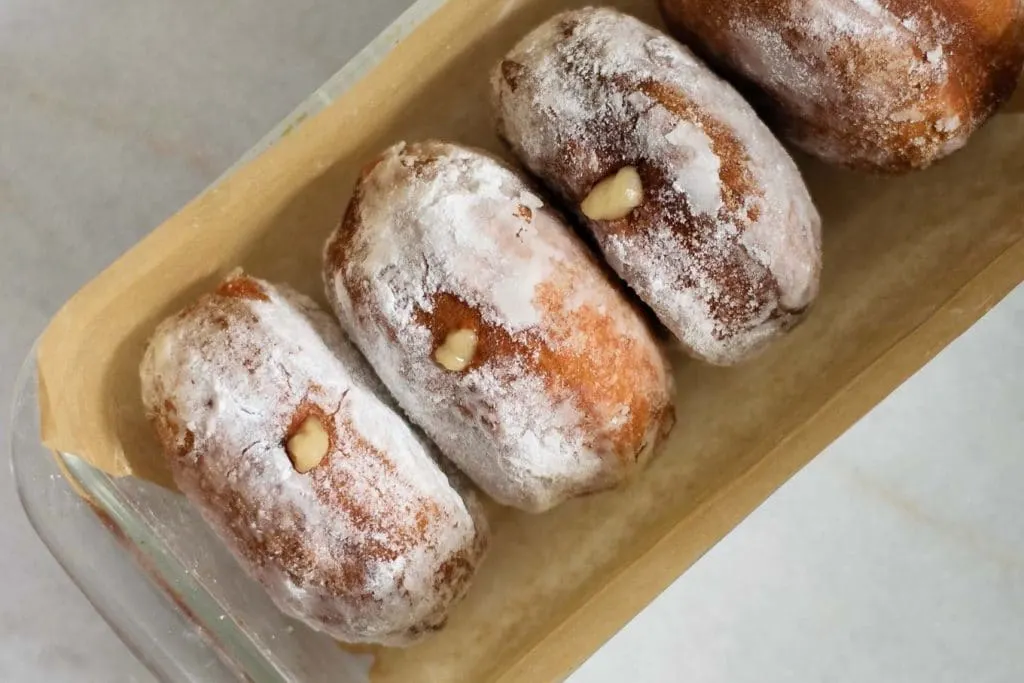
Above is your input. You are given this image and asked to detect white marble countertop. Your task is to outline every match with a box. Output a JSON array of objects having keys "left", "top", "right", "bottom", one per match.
[
  {"left": 1, "top": 1, "right": 1021, "bottom": 681},
  {"left": 571, "top": 287, "right": 1024, "bottom": 683}
]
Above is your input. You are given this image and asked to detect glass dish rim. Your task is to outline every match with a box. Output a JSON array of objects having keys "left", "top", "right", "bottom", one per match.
[{"left": 8, "top": 0, "right": 452, "bottom": 680}]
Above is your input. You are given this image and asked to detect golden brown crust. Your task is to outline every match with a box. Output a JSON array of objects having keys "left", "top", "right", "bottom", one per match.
[
  {"left": 214, "top": 273, "right": 271, "bottom": 301},
  {"left": 411, "top": 287, "right": 671, "bottom": 467},
  {"left": 492, "top": 8, "right": 822, "bottom": 364},
  {"left": 141, "top": 275, "right": 488, "bottom": 645},
  {"left": 659, "top": 0, "right": 1024, "bottom": 172},
  {"left": 324, "top": 141, "right": 676, "bottom": 512}
]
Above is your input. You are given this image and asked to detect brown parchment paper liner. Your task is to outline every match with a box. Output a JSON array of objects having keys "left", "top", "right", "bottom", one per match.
[{"left": 36, "top": 1, "right": 1024, "bottom": 681}]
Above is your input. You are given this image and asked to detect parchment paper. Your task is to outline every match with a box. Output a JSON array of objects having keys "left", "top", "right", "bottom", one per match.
[{"left": 36, "top": 1, "right": 1024, "bottom": 680}]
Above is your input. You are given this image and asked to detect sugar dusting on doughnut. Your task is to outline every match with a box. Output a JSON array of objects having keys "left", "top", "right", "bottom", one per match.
[
  {"left": 493, "top": 8, "right": 822, "bottom": 365},
  {"left": 730, "top": 0, "right": 966, "bottom": 167},
  {"left": 325, "top": 141, "right": 675, "bottom": 513},
  {"left": 660, "top": 0, "right": 1024, "bottom": 171},
  {"left": 141, "top": 274, "right": 487, "bottom": 645}
]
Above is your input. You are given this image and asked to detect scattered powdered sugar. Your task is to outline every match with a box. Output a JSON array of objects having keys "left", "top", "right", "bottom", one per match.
[
  {"left": 721, "top": 0, "right": 972, "bottom": 168},
  {"left": 935, "top": 114, "right": 961, "bottom": 133},
  {"left": 492, "top": 8, "right": 821, "bottom": 364},
  {"left": 325, "top": 141, "right": 674, "bottom": 511},
  {"left": 664, "top": 120, "right": 724, "bottom": 216},
  {"left": 813, "top": 0, "right": 890, "bottom": 38},
  {"left": 890, "top": 107, "right": 925, "bottom": 123},
  {"left": 356, "top": 147, "right": 552, "bottom": 333},
  {"left": 140, "top": 275, "right": 486, "bottom": 645}
]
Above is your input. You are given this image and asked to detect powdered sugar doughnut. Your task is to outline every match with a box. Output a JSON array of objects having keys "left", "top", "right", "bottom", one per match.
[
  {"left": 140, "top": 273, "right": 488, "bottom": 646},
  {"left": 493, "top": 8, "right": 822, "bottom": 365},
  {"left": 659, "top": 0, "right": 1024, "bottom": 172},
  {"left": 324, "top": 141, "right": 675, "bottom": 514}
]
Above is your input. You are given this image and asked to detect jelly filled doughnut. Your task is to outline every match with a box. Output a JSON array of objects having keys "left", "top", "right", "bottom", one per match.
[
  {"left": 324, "top": 141, "right": 676, "bottom": 513},
  {"left": 659, "top": 0, "right": 1024, "bottom": 172},
  {"left": 140, "top": 273, "right": 488, "bottom": 646},
  {"left": 493, "top": 8, "right": 822, "bottom": 365}
]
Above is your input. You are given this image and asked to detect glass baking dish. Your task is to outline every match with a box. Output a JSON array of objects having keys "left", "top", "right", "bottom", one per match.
[
  {"left": 7, "top": 1, "right": 446, "bottom": 681},
  {"left": 11, "top": 0, "right": 1023, "bottom": 680}
]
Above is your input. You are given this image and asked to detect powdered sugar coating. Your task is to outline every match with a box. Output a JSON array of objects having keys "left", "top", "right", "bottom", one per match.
[
  {"left": 493, "top": 8, "right": 822, "bottom": 365},
  {"left": 660, "top": 0, "right": 1024, "bottom": 171},
  {"left": 140, "top": 274, "right": 488, "bottom": 646},
  {"left": 325, "top": 141, "right": 675, "bottom": 513}
]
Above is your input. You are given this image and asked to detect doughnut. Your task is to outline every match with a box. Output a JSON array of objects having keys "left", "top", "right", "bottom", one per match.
[
  {"left": 492, "top": 8, "right": 822, "bottom": 366},
  {"left": 324, "top": 141, "right": 676, "bottom": 513},
  {"left": 140, "top": 273, "right": 488, "bottom": 646},
  {"left": 659, "top": 0, "right": 1024, "bottom": 172}
]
